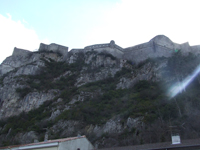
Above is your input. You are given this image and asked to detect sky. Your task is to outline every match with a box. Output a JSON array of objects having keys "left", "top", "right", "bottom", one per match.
[{"left": 0, "top": 0, "right": 200, "bottom": 63}]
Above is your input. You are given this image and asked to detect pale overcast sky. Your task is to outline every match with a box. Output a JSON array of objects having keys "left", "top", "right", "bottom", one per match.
[{"left": 0, "top": 0, "right": 200, "bottom": 63}]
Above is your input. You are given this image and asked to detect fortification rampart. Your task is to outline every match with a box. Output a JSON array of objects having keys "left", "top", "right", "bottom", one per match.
[
  {"left": 122, "top": 35, "right": 200, "bottom": 63},
  {"left": 84, "top": 40, "right": 124, "bottom": 52},
  {"left": 124, "top": 42, "right": 152, "bottom": 52},
  {"left": 39, "top": 43, "right": 68, "bottom": 59},
  {"left": 85, "top": 43, "right": 110, "bottom": 50},
  {"left": 12, "top": 47, "right": 32, "bottom": 57},
  {"left": 82, "top": 40, "right": 124, "bottom": 59},
  {"left": 123, "top": 42, "right": 174, "bottom": 63},
  {"left": 125, "top": 35, "right": 176, "bottom": 53},
  {"left": 9, "top": 35, "right": 200, "bottom": 65}
]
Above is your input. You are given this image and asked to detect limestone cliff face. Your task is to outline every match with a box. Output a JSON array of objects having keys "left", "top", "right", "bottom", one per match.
[
  {"left": 0, "top": 48, "right": 63, "bottom": 119},
  {"left": 0, "top": 35, "right": 198, "bottom": 119},
  {"left": 1, "top": 35, "right": 200, "bottom": 147},
  {"left": 0, "top": 49, "right": 62, "bottom": 76}
]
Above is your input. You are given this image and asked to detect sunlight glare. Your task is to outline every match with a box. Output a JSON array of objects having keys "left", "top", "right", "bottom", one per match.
[{"left": 168, "top": 64, "right": 200, "bottom": 98}]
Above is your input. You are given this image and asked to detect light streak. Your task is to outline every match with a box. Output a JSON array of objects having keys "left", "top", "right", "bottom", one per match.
[{"left": 168, "top": 64, "right": 200, "bottom": 98}]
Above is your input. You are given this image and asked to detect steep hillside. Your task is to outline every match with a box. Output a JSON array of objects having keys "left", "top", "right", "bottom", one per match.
[{"left": 1, "top": 36, "right": 200, "bottom": 148}]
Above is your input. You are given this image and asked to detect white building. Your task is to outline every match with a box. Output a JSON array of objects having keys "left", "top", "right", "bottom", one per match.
[{"left": 0, "top": 136, "right": 94, "bottom": 150}]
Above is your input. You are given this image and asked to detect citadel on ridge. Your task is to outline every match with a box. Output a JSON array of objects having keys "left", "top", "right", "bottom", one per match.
[
  {"left": 13, "top": 35, "right": 200, "bottom": 62},
  {"left": 1, "top": 35, "right": 200, "bottom": 76},
  {"left": 1, "top": 35, "right": 200, "bottom": 147}
]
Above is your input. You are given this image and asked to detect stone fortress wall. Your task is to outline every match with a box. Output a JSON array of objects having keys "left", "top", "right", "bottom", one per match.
[
  {"left": 39, "top": 43, "right": 68, "bottom": 59},
  {"left": 84, "top": 40, "right": 124, "bottom": 59},
  {"left": 84, "top": 40, "right": 124, "bottom": 51},
  {"left": 9, "top": 35, "right": 200, "bottom": 64},
  {"left": 123, "top": 36, "right": 176, "bottom": 63},
  {"left": 123, "top": 35, "right": 200, "bottom": 63},
  {"left": 12, "top": 47, "right": 32, "bottom": 57},
  {"left": 12, "top": 43, "right": 69, "bottom": 60},
  {"left": 70, "top": 40, "right": 124, "bottom": 59}
]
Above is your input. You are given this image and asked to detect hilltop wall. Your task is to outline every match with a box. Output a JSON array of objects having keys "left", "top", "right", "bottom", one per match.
[
  {"left": 122, "top": 35, "right": 200, "bottom": 63},
  {"left": 123, "top": 41, "right": 174, "bottom": 63},
  {"left": 84, "top": 40, "right": 123, "bottom": 51},
  {"left": 123, "top": 35, "right": 176, "bottom": 62},
  {"left": 12, "top": 43, "right": 69, "bottom": 59},
  {"left": 83, "top": 40, "right": 124, "bottom": 59},
  {"left": 125, "top": 42, "right": 151, "bottom": 51},
  {"left": 85, "top": 43, "right": 110, "bottom": 50},
  {"left": 7, "top": 35, "right": 200, "bottom": 66},
  {"left": 12, "top": 47, "right": 32, "bottom": 58},
  {"left": 39, "top": 43, "right": 68, "bottom": 59}
]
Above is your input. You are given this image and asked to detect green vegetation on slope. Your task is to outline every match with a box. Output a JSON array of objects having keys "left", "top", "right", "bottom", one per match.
[
  {"left": 55, "top": 80, "right": 168, "bottom": 125},
  {"left": 1, "top": 51, "right": 200, "bottom": 146},
  {"left": 15, "top": 56, "right": 83, "bottom": 98}
]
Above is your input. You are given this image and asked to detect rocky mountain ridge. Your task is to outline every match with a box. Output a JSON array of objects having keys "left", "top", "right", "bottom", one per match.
[
  {"left": 2, "top": 35, "right": 200, "bottom": 77},
  {"left": 1, "top": 35, "right": 200, "bottom": 148}
]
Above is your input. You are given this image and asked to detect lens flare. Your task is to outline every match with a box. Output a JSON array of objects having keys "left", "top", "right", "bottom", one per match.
[{"left": 168, "top": 64, "right": 200, "bottom": 98}]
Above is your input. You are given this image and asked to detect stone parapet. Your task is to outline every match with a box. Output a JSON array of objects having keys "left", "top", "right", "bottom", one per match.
[
  {"left": 7, "top": 35, "right": 200, "bottom": 66},
  {"left": 84, "top": 40, "right": 124, "bottom": 52},
  {"left": 39, "top": 43, "right": 68, "bottom": 58},
  {"left": 84, "top": 43, "right": 110, "bottom": 50},
  {"left": 12, "top": 47, "right": 32, "bottom": 57},
  {"left": 124, "top": 42, "right": 152, "bottom": 52}
]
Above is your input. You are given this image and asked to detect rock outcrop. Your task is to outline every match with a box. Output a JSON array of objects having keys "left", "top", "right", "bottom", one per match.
[
  {"left": 1, "top": 35, "right": 200, "bottom": 77},
  {"left": 1, "top": 35, "right": 199, "bottom": 119},
  {"left": 1, "top": 35, "right": 200, "bottom": 148}
]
